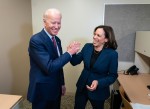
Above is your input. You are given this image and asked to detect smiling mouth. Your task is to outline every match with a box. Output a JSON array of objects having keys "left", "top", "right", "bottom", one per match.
[
  {"left": 53, "top": 30, "right": 59, "bottom": 33},
  {"left": 93, "top": 42, "right": 97, "bottom": 45},
  {"left": 93, "top": 41, "right": 98, "bottom": 44}
]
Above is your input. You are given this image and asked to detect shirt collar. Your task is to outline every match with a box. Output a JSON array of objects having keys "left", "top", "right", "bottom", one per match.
[{"left": 44, "top": 28, "right": 53, "bottom": 39}]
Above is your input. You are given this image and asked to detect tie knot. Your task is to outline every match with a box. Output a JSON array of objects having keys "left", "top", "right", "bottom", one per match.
[{"left": 52, "top": 36, "right": 54, "bottom": 40}]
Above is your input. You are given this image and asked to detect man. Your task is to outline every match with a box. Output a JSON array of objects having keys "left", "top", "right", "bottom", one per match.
[{"left": 27, "top": 8, "right": 80, "bottom": 109}]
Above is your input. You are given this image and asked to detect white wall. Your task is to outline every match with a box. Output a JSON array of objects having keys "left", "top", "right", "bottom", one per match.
[
  {"left": 0, "top": 0, "right": 32, "bottom": 97},
  {"left": 31, "top": 0, "right": 150, "bottom": 93}
]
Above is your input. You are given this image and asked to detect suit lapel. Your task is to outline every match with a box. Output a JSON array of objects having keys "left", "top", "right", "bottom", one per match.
[
  {"left": 93, "top": 48, "right": 107, "bottom": 68},
  {"left": 55, "top": 37, "right": 62, "bottom": 55},
  {"left": 40, "top": 29, "right": 58, "bottom": 58},
  {"left": 86, "top": 45, "right": 93, "bottom": 68}
]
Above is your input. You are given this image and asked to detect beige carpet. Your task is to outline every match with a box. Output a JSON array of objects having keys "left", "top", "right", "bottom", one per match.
[{"left": 23, "top": 93, "right": 110, "bottom": 109}]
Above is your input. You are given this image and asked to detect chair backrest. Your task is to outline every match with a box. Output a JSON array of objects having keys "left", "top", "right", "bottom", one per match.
[{"left": 119, "top": 86, "right": 133, "bottom": 109}]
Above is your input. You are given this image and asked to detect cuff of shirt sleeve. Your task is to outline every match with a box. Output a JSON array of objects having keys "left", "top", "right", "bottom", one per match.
[{"left": 67, "top": 52, "right": 72, "bottom": 57}]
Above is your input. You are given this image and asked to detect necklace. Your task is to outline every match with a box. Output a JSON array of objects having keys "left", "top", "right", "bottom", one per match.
[{"left": 94, "top": 50, "right": 100, "bottom": 54}]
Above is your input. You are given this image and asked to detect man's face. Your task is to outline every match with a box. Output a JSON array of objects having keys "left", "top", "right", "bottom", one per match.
[{"left": 44, "top": 14, "right": 61, "bottom": 36}]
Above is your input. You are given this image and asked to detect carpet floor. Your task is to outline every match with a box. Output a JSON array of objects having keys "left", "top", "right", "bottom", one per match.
[{"left": 23, "top": 94, "right": 110, "bottom": 109}]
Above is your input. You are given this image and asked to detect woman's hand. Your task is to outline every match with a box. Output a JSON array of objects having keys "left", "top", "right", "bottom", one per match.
[
  {"left": 86, "top": 80, "right": 98, "bottom": 91},
  {"left": 67, "top": 41, "right": 81, "bottom": 55}
]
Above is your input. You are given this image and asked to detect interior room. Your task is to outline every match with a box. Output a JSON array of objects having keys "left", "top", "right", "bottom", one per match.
[{"left": 0, "top": 0, "right": 150, "bottom": 109}]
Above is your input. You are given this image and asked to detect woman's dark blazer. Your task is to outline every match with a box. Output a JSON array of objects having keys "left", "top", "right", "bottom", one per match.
[
  {"left": 27, "top": 29, "right": 71, "bottom": 102},
  {"left": 70, "top": 43, "right": 118, "bottom": 100}
]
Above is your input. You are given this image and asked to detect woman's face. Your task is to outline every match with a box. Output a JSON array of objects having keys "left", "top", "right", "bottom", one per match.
[{"left": 93, "top": 28, "right": 108, "bottom": 48}]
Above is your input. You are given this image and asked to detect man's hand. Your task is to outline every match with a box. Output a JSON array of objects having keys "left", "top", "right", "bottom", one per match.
[
  {"left": 86, "top": 80, "right": 98, "bottom": 91},
  {"left": 61, "top": 85, "right": 66, "bottom": 96},
  {"left": 67, "top": 41, "right": 81, "bottom": 55}
]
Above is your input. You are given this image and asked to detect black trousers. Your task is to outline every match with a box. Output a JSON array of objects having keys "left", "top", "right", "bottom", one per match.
[
  {"left": 74, "top": 88, "right": 105, "bottom": 109},
  {"left": 32, "top": 95, "right": 61, "bottom": 109}
]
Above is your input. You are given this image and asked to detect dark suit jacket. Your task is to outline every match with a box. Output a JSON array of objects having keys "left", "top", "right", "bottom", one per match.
[
  {"left": 70, "top": 43, "right": 118, "bottom": 100},
  {"left": 27, "top": 29, "right": 71, "bottom": 102}
]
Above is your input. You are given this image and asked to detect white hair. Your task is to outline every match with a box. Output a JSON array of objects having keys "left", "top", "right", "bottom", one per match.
[{"left": 43, "top": 8, "right": 62, "bottom": 20}]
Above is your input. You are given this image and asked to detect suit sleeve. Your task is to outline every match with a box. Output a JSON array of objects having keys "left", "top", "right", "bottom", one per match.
[
  {"left": 98, "top": 51, "right": 118, "bottom": 88},
  {"left": 70, "top": 44, "right": 87, "bottom": 66},
  {"left": 29, "top": 37, "right": 71, "bottom": 75}
]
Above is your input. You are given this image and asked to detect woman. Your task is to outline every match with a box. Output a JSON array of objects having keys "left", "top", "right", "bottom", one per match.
[{"left": 70, "top": 25, "right": 118, "bottom": 109}]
